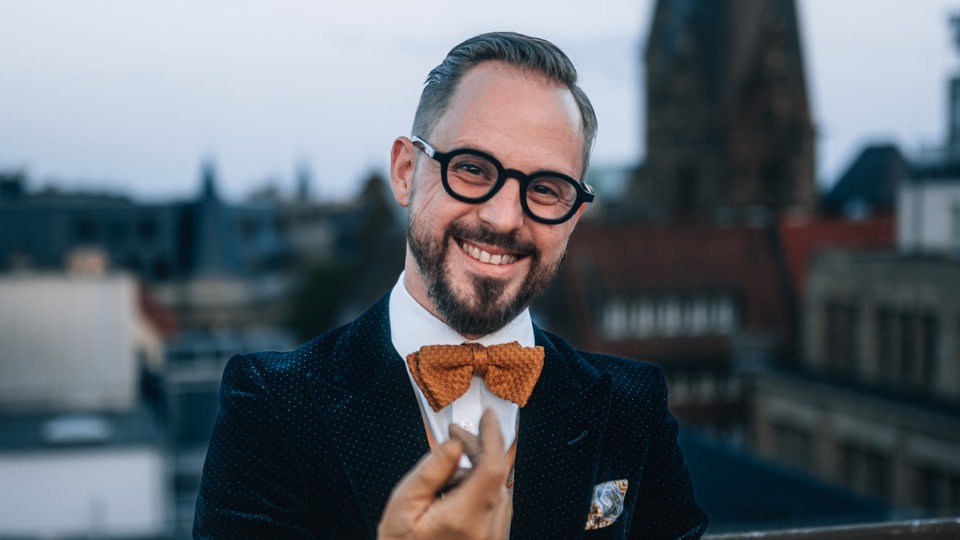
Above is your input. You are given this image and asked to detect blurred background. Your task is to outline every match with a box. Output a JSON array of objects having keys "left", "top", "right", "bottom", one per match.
[{"left": 2, "top": 0, "right": 960, "bottom": 537}]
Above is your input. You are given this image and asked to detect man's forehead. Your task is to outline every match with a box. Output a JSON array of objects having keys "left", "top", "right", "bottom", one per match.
[
  {"left": 435, "top": 63, "right": 581, "bottom": 132},
  {"left": 430, "top": 63, "right": 584, "bottom": 173},
  {"left": 452, "top": 61, "right": 566, "bottom": 102}
]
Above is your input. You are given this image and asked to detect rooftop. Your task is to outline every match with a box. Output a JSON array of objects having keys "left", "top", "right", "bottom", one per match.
[
  {"left": 0, "top": 407, "right": 163, "bottom": 452},
  {"left": 680, "top": 430, "right": 894, "bottom": 535}
]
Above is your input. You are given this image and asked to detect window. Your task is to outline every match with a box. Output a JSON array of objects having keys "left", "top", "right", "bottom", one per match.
[
  {"left": 919, "top": 315, "right": 938, "bottom": 390},
  {"left": 601, "top": 299, "right": 629, "bottom": 340},
  {"left": 107, "top": 221, "right": 127, "bottom": 244},
  {"left": 900, "top": 312, "right": 916, "bottom": 382},
  {"left": 601, "top": 292, "right": 739, "bottom": 340},
  {"left": 952, "top": 205, "right": 960, "bottom": 255},
  {"left": 658, "top": 297, "right": 683, "bottom": 336},
  {"left": 874, "top": 308, "right": 939, "bottom": 393},
  {"left": 631, "top": 299, "right": 656, "bottom": 337},
  {"left": 139, "top": 217, "right": 158, "bottom": 245},
  {"left": 913, "top": 464, "right": 960, "bottom": 517},
  {"left": 824, "top": 303, "right": 859, "bottom": 376},
  {"left": 839, "top": 442, "right": 891, "bottom": 499},
  {"left": 914, "top": 465, "right": 939, "bottom": 512},
  {"left": 72, "top": 217, "right": 97, "bottom": 243},
  {"left": 772, "top": 422, "right": 814, "bottom": 470},
  {"left": 687, "top": 298, "right": 709, "bottom": 336},
  {"left": 711, "top": 296, "right": 738, "bottom": 334},
  {"left": 875, "top": 309, "right": 896, "bottom": 384}
]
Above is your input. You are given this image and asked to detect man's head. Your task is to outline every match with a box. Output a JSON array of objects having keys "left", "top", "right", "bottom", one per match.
[
  {"left": 412, "top": 32, "right": 597, "bottom": 175},
  {"left": 390, "top": 32, "right": 597, "bottom": 338}
]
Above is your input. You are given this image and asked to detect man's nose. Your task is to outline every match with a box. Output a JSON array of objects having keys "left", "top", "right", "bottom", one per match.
[{"left": 476, "top": 178, "right": 525, "bottom": 232}]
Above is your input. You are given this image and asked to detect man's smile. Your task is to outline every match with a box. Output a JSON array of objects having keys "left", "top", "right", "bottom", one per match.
[{"left": 457, "top": 239, "right": 520, "bottom": 266}]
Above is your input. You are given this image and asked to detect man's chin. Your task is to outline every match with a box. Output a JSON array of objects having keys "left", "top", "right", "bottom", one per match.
[
  {"left": 449, "top": 292, "right": 512, "bottom": 322},
  {"left": 430, "top": 281, "right": 520, "bottom": 337}
]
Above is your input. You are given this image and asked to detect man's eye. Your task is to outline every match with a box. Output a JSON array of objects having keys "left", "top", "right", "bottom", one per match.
[
  {"left": 457, "top": 163, "right": 485, "bottom": 176},
  {"left": 452, "top": 160, "right": 495, "bottom": 183},
  {"left": 530, "top": 183, "right": 560, "bottom": 199}
]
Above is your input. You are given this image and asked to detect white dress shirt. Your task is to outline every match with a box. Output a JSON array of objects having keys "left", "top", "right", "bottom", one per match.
[{"left": 389, "top": 272, "right": 534, "bottom": 464}]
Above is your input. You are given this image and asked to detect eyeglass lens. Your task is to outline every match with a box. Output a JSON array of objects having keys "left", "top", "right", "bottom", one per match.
[{"left": 446, "top": 152, "right": 578, "bottom": 221}]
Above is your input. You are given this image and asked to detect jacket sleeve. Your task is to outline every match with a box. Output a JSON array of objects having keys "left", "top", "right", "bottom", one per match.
[
  {"left": 628, "top": 367, "right": 708, "bottom": 539},
  {"left": 193, "top": 354, "right": 314, "bottom": 539}
]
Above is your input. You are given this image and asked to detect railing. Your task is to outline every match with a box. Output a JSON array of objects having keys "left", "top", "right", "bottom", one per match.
[{"left": 706, "top": 518, "right": 960, "bottom": 539}]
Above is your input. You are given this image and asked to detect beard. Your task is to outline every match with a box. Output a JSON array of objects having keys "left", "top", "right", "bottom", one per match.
[{"left": 407, "top": 213, "right": 563, "bottom": 337}]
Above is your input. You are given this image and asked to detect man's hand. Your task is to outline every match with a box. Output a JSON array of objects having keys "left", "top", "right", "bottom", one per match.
[{"left": 377, "top": 409, "right": 512, "bottom": 540}]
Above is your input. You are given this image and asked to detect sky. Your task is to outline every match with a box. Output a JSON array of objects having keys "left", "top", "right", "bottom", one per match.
[{"left": 1, "top": 0, "right": 958, "bottom": 203}]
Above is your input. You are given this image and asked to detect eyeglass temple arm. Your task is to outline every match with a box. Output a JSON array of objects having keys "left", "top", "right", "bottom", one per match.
[{"left": 410, "top": 136, "right": 435, "bottom": 158}]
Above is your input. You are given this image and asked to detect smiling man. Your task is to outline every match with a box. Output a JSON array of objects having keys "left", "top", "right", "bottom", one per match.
[
  {"left": 194, "top": 32, "right": 707, "bottom": 539},
  {"left": 396, "top": 59, "right": 588, "bottom": 340}
]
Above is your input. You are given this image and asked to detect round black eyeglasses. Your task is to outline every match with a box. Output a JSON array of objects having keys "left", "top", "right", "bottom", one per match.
[{"left": 411, "top": 136, "right": 595, "bottom": 225}]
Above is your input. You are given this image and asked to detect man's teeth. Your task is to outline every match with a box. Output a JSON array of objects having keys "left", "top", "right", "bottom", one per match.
[{"left": 463, "top": 243, "right": 517, "bottom": 265}]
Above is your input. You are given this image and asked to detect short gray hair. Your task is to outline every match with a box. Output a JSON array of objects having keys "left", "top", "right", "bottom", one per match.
[{"left": 412, "top": 31, "right": 598, "bottom": 176}]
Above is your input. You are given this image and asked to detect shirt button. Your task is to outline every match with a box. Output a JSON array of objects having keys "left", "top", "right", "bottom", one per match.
[{"left": 460, "top": 418, "right": 475, "bottom": 432}]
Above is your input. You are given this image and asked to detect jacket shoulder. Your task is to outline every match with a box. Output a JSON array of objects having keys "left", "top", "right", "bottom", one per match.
[
  {"left": 228, "top": 294, "right": 390, "bottom": 384},
  {"left": 224, "top": 323, "right": 347, "bottom": 384}
]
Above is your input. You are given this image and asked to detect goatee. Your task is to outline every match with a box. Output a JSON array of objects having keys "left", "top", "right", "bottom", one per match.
[{"left": 407, "top": 217, "right": 562, "bottom": 337}]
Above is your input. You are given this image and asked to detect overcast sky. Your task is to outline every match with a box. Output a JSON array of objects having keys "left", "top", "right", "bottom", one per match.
[{"left": 1, "top": 0, "right": 958, "bottom": 202}]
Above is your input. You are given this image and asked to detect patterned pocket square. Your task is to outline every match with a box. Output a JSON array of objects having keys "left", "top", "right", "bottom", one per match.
[{"left": 584, "top": 479, "right": 629, "bottom": 530}]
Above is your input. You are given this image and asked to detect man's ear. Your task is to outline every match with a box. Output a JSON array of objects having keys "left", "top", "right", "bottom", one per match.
[
  {"left": 390, "top": 137, "right": 416, "bottom": 207},
  {"left": 567, "top": 201, "right": 589, "bottom": 229}
]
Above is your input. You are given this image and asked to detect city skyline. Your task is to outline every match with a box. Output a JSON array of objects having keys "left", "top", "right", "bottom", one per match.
[{"left": 1, "top": 0, "right": 958, "bottom": 202}]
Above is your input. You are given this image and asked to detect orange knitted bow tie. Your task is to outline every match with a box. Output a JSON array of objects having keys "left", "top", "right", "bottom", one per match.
[{"left": 406, "top": 341, "right": 545, "bottom": 412}]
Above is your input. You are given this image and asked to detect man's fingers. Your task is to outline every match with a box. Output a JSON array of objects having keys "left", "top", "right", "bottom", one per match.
[
  {"left": 449, "top": 423, "right": 482, "bottom": 464},
  {"left": 391, "top": 438, "right": 464, "bottom": 502},
  {"left": 443, "top": 410, "right": 508, "bottom": 503},
  {"left": 478, "top": 409, "right": 505, "bottom": 457},
  {"left": 472, "top": 410, "right": 509, "bottom": 494},
  {"left": 377, "top": 439, "right": 466, "bottom": 539},
  {"left": 448, "top": 409, "right": 505, "bottom": 467}
]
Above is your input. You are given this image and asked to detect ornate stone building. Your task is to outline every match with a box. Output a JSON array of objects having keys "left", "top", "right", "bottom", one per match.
[{"left": 629, "top": 0, "right": 816, "bottom": 222}]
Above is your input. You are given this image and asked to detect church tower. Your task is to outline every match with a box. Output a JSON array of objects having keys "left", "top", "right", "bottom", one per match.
[{"left": 629, "top": 0, "right": 815, "bottom": 223}]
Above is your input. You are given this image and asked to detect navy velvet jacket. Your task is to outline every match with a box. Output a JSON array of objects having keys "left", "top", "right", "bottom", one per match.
[{"left": 194, "top": 296, "right": 707, "bottom": 539}]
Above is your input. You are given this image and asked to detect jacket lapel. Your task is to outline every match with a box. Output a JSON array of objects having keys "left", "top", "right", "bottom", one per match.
[
  {"left": 306, "top": 297, "right": 429, "bottom": 537},
  {"left": 511, "top": 328, "right": 614, "bottom": 539}
]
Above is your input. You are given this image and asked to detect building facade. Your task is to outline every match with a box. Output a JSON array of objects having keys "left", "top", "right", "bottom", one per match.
[
  {"left": 751, "top": 251, "right": 960, "bottom": 517},
  {"left": 630, "top": 0, "right": 815, "bottom": 222},
  {"left": 0, "top": 270, "right": 170, "bottom": 538}
]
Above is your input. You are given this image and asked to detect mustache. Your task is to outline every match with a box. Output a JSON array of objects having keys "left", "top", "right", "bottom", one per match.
[{"left": 446, "top": 222, "right": 538, "bottom": 257}]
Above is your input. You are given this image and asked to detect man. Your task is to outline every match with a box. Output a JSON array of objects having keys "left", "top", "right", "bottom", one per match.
[{"left": 194, "top": 31, "right": 707, "bottom": 539}]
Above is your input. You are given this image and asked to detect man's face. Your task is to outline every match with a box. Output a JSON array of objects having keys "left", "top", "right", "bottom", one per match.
[{"left": 391, "top": 62, "right": 586, "bottom": 338}]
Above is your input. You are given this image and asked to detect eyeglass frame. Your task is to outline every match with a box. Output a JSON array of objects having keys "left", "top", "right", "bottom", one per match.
[{"left": 410, "top": 135, "right": 595, "bottom": 225}]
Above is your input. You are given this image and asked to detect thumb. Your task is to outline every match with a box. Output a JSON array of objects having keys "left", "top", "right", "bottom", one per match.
[{"left": 390, "top": 438, "right": 464, "bottom": 504}]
